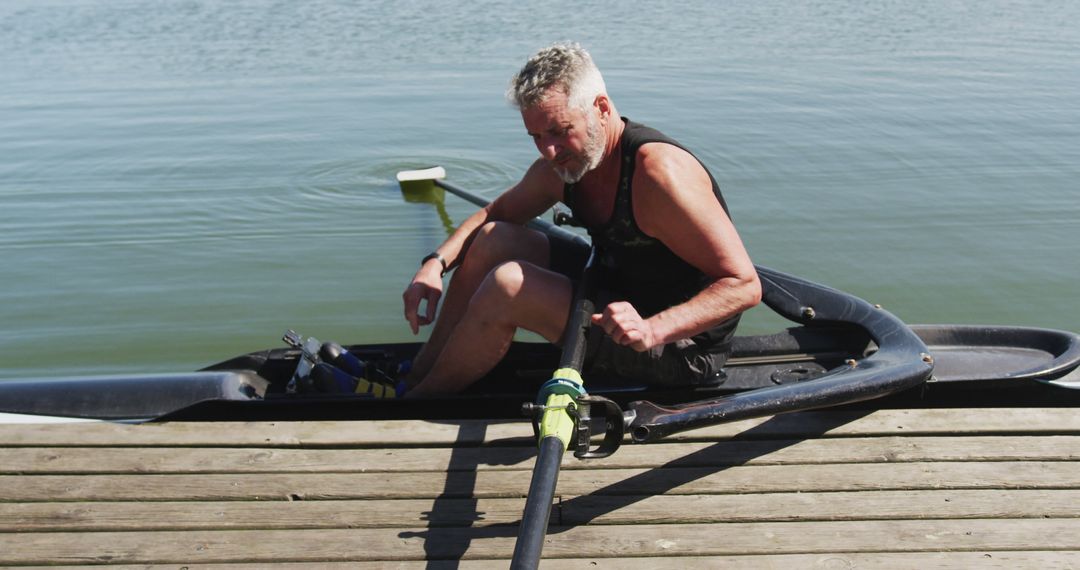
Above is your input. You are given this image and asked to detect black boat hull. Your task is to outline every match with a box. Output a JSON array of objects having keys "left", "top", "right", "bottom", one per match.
[
  {"left": 0, "top": 322, "right": 1075, "bottom": 423},
  {"left": 1, "top": 265, "right": 1076, "bottom": 424}
]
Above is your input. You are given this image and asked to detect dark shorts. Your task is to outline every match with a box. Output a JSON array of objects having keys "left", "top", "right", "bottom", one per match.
[{"left": 547, "top": 235, "right": 729, "bottom": 387}]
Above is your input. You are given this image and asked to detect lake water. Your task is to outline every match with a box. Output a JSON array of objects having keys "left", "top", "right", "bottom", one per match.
[{"left": 2, "top": 0, "right": 1077, "bottom": 379}]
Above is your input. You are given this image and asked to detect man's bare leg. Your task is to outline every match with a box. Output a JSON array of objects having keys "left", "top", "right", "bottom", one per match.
[
  {"left": 406, "top": 222, "right": 551, "bottom": 386},
  {"left": 405, "top": 260, "right": 573, "bottom": 397}
]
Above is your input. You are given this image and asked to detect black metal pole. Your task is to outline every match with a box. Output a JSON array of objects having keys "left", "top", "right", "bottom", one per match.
[
  {"left": 510, "top": 435, "right": 565, "bottom": 569},
  {"left": 511, "top": 250, "right": 597, "bottom": 569}
]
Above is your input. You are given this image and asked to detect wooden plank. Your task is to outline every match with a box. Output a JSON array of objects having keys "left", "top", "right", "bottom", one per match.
[
  {"left": 4, "top": 408, "right": 1079, "bottom": 447},
  {"left": 548, "top": 434, "right": 1080, "bottom": 469},
  {"left": 2, "top": 461, "right": 1075, "bottom": 502},
  {"left": 1, "top": 519, "right": 1079, "bottom": 564},
  {"left": 0, "top": 419, "right": 531, "bottom": 448},
  {"left": 9, "top": 551, "right": 1080, "bottom": 569},
  {"left": 0, "top": 498, "right": 525, "bottom": 531},
  {"left": 558, "top": 488, "right": 1080, "bottom": 525},
  {"left": 3, "top": 435, "right": 1076, "bottom": 474},
  {"left": 4, "top": 489, "right": 1079, "bottom": 532}
]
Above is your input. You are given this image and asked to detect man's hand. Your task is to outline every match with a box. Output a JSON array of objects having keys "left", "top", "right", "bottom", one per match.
[
  {"left": 591, "top": 301, "right": 658, "bottom": 352},
  {"left": 402, "top": 266, "right": 443, "bottom": 335}
]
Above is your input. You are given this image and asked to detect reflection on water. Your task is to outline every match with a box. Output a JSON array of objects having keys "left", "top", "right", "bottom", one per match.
[{"left": 401, "top": 184, "right": 455, "bottom": 237}]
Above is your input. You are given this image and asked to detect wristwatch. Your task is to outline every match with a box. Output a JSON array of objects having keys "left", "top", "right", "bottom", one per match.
[{"left": 421, "top": 252, "right": 449, "bottom": 277}]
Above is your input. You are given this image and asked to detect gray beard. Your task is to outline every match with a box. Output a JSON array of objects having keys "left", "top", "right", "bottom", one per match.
[{"left": 554, "top": 115, "right": 605, "bottom": 184}]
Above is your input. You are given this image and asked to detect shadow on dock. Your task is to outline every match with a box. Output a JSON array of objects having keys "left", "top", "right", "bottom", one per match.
[{"left": 399, "top": 409, "right": 872, "bottom": 566}]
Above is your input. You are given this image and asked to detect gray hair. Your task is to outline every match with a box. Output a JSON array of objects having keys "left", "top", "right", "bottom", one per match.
[{"left": 508, "top": 42, "right": 608, "bottom": 111}]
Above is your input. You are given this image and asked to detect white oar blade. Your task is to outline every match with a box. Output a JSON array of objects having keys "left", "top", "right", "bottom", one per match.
[
  {"left": 397, "top": 166, "right": 447, "bottom": 202},
  {"left": 396, "top": 166, "right": 446, "bottom": 184}
]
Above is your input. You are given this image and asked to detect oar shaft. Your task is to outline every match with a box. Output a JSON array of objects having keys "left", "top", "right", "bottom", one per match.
[
  {"left": 432, "top": 178, "right": 489, "bottom": 208},
  {"left": 510, "top": 435, "right": 565, "bottom": 570},
  {"left": 559, "top": 259, "right": 597, "bottom": 369},
  {"left": 512, "top": 250, "right": 598, "bottom": 568},
  {"left": 434, "top": 179, "right": 589, "bottom": 248}
]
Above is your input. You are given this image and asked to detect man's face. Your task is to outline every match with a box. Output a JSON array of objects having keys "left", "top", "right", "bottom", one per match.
[{"left": 521, "top": 89, "right": 605, "bottom": 184}]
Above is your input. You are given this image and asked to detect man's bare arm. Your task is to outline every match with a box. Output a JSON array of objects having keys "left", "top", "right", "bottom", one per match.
[{"left": 591, "top": 144, "right": 761, "bottom": 350}]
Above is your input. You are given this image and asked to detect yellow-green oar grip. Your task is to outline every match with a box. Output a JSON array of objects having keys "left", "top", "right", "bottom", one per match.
[
  {"left": 539, "top": 393, "right": 577, "bottom": 449},
  {"left": 551, "top": 368, "right": 583, "bottom": 385},
  {"left": 535, "top": 368, "right": 586, "bottom": 449}
]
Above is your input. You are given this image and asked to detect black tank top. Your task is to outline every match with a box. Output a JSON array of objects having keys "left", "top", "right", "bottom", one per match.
[{"left": 564, "top": 118, "right": 740, "bottom": 352}]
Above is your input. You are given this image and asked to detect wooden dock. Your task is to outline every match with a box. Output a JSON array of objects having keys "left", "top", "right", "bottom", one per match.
[{"left": 1, "top": 407, "right": 1078, "bottom": 568}]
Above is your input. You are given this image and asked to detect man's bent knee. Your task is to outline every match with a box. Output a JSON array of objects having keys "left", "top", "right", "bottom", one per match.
[
  {"left": 474, "top": 261, "right": 529, "bottom": 307},
  {"left": 463, "top": 222, "right": 548, "bottom": 271},
  {"left": 470, "top": 260, "right": 558, "bottom": 322},
  {"left": 468, "top": 261, "right": 571, "bottom": 342}
]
